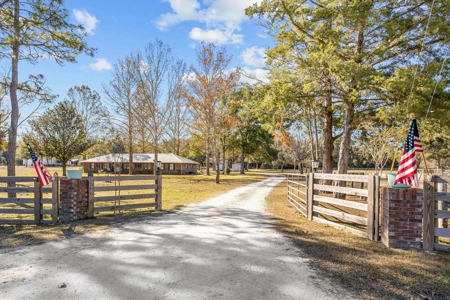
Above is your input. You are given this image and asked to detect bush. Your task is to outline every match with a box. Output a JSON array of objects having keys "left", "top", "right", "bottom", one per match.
[
  {"left": 225, "top": 167, "right": 231, "bottom": 175},
  {"left": 98, "top": 169, "right": 105, "bottom": 174}
]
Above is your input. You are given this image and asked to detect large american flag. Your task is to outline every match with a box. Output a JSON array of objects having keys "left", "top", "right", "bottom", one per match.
[
  {"left": 394, "top": 119, "right": 423, "bottom": 187},
  {"left": 27, "top": 144, "right": 54, "bottom": 186}
]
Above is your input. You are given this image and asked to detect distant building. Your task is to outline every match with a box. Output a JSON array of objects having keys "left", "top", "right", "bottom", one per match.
[{"left": 81, "top": 153, "right": 200, "bottom": 175}]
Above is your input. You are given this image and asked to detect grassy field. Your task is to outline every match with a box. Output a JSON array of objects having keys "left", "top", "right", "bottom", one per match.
[
  {"left": 0, "top": 166, "right": 268, "bottom": 249},
  {"left": 265, "top": 179, "right": 450, "bottom": 300}
]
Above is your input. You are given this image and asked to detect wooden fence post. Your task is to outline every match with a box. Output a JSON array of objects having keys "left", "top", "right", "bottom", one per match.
[
  {"left": 52, "top": 173, "right": 59, "bottom": 224},
  {"left": 422, "top": 176, "right": 435, "bottom": 251},
  {"left": 374, "top": 175, "right": 380, "bottom": 241},
  {"left": 156, "top": 171, "right": 162, "bottom": 211},
  {"left": 307, "top": 173, "right": 314, "bottom": 221},
  {"left": 34, "top": 179, "right": 42, "bottom": 225},
  {"left": 88, "top": 173, "right": 94, "bottom": 218},
  {"left": 367, "top": 175, "right": 375, "bottom": 240}
]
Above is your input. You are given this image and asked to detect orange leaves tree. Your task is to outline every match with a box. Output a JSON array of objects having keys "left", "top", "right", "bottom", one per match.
[{"left": 184, "top": 42, "right": 240, "bottom": 182}]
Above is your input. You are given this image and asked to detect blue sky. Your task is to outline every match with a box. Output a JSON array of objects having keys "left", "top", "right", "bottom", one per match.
[{"left": 15, "top": 0, "right": 271, "bottom": 122}]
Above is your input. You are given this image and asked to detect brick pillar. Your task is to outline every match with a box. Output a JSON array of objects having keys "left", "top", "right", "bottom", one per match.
[
  {"left": 59, "top": 179, "right": 89, "bottom": 222},
  {"left": 381, "top": 187, "right": 423, "bottom": 249}
]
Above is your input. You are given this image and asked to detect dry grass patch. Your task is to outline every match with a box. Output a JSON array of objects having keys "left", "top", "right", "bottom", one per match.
[
  {"left": 266, "top": 179, "right": 450, "bottom": 300},
  {"left": 0, "top": 166, "right": 267, "bottom": 250}
]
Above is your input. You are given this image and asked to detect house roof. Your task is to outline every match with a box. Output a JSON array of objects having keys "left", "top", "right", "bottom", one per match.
[{"left": 81, "top": 153, "right": 200, "bottom": 165}]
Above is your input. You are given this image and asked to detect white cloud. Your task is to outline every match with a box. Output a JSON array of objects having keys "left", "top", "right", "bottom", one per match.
[
  {"left": 156, "top": 0, "right": 263, "bottom": 44},
  {"left": 73, "top": 9, "right": 99, "bottom": 35},
  {"left": 241, "top": 46, "right": 266, "bottom": 67},
  {"left": 189, "top": 27, "right": 243, "bottom": 44},
  {"left": 89, "top": 58, "right": 112, "bottom": 71},
  {"left": 240, "top": 67, "right": 269, "bottom": 84}
]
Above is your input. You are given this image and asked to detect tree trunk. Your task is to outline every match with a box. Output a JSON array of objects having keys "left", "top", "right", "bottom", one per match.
[
  {"left": 337, "top": 100, "right": 354, "bottom": 175},
  {"left": 7, "top": 0, "right": 20, "bottom": 197},
  {"left": 205, "top": 138, "right": 210, "bottom": 175},
  {"left": 222, "top": 137, "right": 226, "bottom": 175},
  {"left": 62, "top": 161, "right": 67, "bottom": 177},
  {"left": 154, "top": 140, "right": 158, "bottom": 175},
  {"left": 240, "top": 147, "right": 245, "bottom": 174},
  {"left": 322, "top": 102, "right": 334, "bottom": 174},
  {"left": 128, "top": 126, "right": 133, "bottom": 175}
]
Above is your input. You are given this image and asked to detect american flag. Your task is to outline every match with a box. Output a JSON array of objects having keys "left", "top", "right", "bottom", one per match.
[
  {"left": 394, "top": 119, "right": 423, "bottom": 187},
  {"left": 27, "top": 144, "right": 54, "bottom": 186}
]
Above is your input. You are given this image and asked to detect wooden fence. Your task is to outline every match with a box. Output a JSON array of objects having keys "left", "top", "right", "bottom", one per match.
[
  {"left": 87, "top": 174, "right": 161, "bottom": 217},
  {"left": 287, "top": 174, "right": 308, "bottom": 217},
  {"left": 0, "top": 176, "right": 59, "bottom": 225},
  {"left": 423, "top": 175, "right": 450, "bottom": 251},
  {"left": 287, "top": 173, "right": 380, "bottom": 240}
]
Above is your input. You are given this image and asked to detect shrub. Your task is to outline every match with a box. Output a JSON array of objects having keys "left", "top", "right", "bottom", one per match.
[{"left": 225, "top": 167, "right": 231, "bottom": 175}]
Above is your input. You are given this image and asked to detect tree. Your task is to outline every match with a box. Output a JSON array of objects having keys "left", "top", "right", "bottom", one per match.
[
  {"left": 225, "top": 87, "right": 275, "bottom": 174},
  {"left": 358, "top": 122, "right": 401, "bottom": 176},
  {"left": 103, "top": 57, "right": 138, "bottom": 174},
  {"left": 23, "top": 100, "right": 94, "bottom": 176},
  {"left": 67, "top": 85, "right": 109, "bottom": 158},
  {"left": 67, "top": 85, "right": 109, "bottom": 139},
  {"left": 185, "top": 42, "right": 240, "bottom": 181},
  {"left": 246, "top": 0, "right": 450, "bottom": 175},
  {"left": 132, "top": 39, "right": 187, "bottom": 173},
  {"left": 0, "top": 0, "right": 95, "bottom": 177}
]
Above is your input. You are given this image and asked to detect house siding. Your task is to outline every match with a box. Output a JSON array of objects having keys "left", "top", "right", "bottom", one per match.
[{"left": 83, "top": 162, "right": 198, "bottom": 175}]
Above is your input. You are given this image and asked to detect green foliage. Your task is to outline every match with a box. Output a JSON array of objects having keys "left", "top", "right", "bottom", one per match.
[
  {"left": 225, "top": 167, "right": 231, "bottom": 175},
  {"left": 23, "top": 100, "right": 95, "bottom": 175},
  {"left": 246, "top": 0, "right": 450, "bottom": 172}
]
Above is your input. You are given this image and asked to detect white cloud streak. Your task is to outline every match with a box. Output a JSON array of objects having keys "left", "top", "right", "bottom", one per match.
[
  {"left": 156, "top": 0, "right": 263, "bottom": 44},
  {"left": 241, "top": 46, "right": 266, "bottom": 67},
  {"left": 73, "top": 9, "right": 99, "bottom": 35},
  {"left": 89, "top": 58, "right": 112, "bottom": 71}
]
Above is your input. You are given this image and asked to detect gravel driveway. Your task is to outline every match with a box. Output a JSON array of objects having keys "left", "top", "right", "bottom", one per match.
[{"left": 0, "top": 177, "right": 351, "bottom": 299}]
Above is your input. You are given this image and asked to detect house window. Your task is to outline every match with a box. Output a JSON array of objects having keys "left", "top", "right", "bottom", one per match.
[
  {"left": 91, "top": 163, "right": 95, "bottom": 169},
  {"left": 169, "top": 164, "right": 174, "bottom": 170},
  {"left": 136, "top": 164, "right": 141, "bottom": 168},
  {"left": 186, "top": 164, "right": 188, "bottom": 169},
  {"left": 191, "top": 165, "right": 194, "bottom": 169},
  {"left": 123, "top": 163, "right": 129, "bottom": 169}
]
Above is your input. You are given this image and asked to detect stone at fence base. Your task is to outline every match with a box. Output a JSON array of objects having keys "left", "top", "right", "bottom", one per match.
[
  {"left": 381, "top": 187, "right": 423, "bottom": 249},
  {"left": 59, "top": 179, "right": 89, "bottom": 222}
]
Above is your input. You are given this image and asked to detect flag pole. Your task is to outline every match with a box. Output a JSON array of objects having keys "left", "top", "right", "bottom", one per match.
[
  {"left": 390, "top": 147, "right": 397, "bottom": 173},
  {"left": 410, "top": 113, "right": 430, "bottom": 175}
]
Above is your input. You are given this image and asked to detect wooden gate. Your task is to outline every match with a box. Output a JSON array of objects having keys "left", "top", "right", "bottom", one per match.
[
  {"left": 287, "top": 174, "right": 308, "bottom": 217},
  {"left": 87, "top": 174, "right": 161, "bottom": 216},
  {"left": 423, "top": 175, "right": 450, "bottom": 251},
  {"left": 0, "top": 176, "right": 59, "bottom": 225},
  {"left": 287, "top": 173, "right": 380, "bottom": 240}
]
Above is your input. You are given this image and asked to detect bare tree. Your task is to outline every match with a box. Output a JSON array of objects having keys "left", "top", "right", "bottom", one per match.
[
  {"left": 132, "top": 39, "right": 187, "bottom": 173},
  {"left": 67, "top": 85, "right": 109, "bottom": 138},
  {"left": 166, "top": 87, "right": 191, "bottom": 156},
  {"left": 67, "top": 85, "right": 109, "bottom": 159},
  {"left": 103, "top": 57, "right": 138, "bottom": 174},
  {"left": 185, "top": 42, "right": 240, "bottom": 182}
]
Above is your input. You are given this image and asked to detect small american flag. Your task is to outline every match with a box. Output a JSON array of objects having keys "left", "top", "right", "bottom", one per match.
[
  {"left": 394, "top": 119, "right": 423, "bottom": 187},
  {"left": 27, "top": 144, "right": 54, "bottom": 186}
]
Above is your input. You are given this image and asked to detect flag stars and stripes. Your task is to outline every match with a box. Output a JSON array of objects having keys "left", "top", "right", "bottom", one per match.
[
  {"left": 394, "top": 119, "right": 423, "bottom": 188},
  {"left": 27, "top": 144, "right": 54, "bottom": 186}
]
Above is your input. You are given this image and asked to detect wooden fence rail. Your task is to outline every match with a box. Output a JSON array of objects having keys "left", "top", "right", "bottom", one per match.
[
  {"left": 287, "top": 173, "right": 380, "bottom": 240},
  {"left": 0, "top": 176, "right": 58, "bottom": 225},
  {"left": 423, "top": 175, "right": 450, "bottom": 251},
  {"left": 286, "top": 174, "right": 308, "bottom": 217},
  {"left": 88, "top": 173, "right": 161, "bottom": 217}
]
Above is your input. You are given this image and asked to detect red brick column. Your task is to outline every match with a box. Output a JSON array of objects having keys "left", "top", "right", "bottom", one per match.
[
  {"left": 59, "top": 179, "right": 89, "bottom": 222},
  {"left": 381, "top": 187, "right": 423, "bottom": 249}
]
